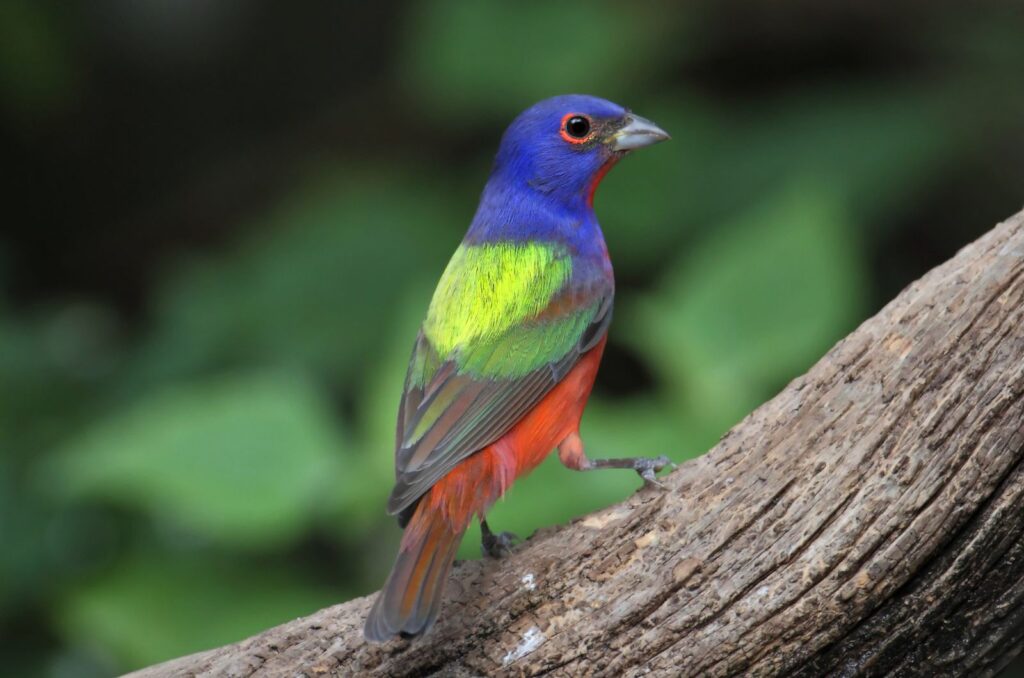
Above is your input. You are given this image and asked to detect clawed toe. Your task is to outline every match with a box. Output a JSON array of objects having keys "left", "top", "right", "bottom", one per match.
[
  {"left": 636, "top": 455, "right": 675, "bottom": 489},
  {"left": 480, "top": 520, "right": 520, "bottom": 558},
  {"left": 481, "top": 530, "right": 519, "bottom": 559},
  {"left": 653, "top": 455, "right": 675, "bottom": 472},
  {"left": 641, "top": 468, "right": 666, "bottom": 489}
]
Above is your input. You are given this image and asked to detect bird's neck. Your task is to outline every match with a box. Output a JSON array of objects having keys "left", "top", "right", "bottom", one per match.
[{"left": 464, "top": 172, "right": 609, "bottom": 261}]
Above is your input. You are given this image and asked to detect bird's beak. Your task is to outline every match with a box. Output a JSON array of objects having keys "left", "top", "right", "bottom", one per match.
[{"left": 608, "top": 113, "right": 670, "bottom": 151}]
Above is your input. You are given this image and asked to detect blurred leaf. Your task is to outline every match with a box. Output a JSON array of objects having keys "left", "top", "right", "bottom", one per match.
[
  {"left": 51, "top": 371, "right": 344, "bottom": 548},
  {"left": 136, "top": 169, "right": 459, "bottom": 387},
  {"left": 0, "top": 302, "right": 123, "bottom": 469},
  {"left": 0, "top": 460, "right": 40, "bottom": 611},
  {"left": 400, "top": 0, "right": 676, "bottom": 120},
  {"left": 601, "top": 85, "right": 961, "bottom": 271},
  {"left": 57, "top": 554, "right": 337, "bottom": 671},
  {"left": 597, "top": 96, "right": 714, "bottom": 267},
  {"left": 324, "top": 290, "right": 428, "bottom": 536},
  {"left": 628, "top": 182, "right": 866, "bottom": 437}
]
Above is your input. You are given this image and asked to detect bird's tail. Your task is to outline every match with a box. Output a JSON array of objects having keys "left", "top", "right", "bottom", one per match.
[{"left": 364, "top": 502, "right": 463, "bottom": 642}]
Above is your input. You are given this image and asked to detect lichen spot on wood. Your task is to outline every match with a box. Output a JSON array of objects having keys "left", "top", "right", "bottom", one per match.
[
  {"left": 521, "top": 573, "right": 536, "bottom": 590},
  {"left": 672, "top": 557, "right": 702, "bottom": 585},
  {"left": 503, "top": 627, "right": 545, "bottom": 665},
  {"left": 635, "top": 531, "right": 658, "bottom": 548},
  {"left": 581, "top": 508, "right": 629, "bottom": 529}
]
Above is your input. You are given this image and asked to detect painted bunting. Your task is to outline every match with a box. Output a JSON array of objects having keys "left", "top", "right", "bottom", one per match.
[{"left": 364, "top": 95, "right": 671, "bottom": 642}]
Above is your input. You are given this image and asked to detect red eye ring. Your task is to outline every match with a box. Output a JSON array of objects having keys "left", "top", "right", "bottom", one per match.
[{"left": 560, "top": 113, "right": 593, "bottom": 144}]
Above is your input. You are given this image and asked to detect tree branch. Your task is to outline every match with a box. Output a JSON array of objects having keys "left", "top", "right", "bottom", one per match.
[{"left": 131, "top": 210, "right": 1024, "bottom": 677}]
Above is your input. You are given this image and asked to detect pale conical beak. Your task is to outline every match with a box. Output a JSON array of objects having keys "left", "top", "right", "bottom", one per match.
[{"left": 609, "top": 113, "right": 670, "bottom": 151}]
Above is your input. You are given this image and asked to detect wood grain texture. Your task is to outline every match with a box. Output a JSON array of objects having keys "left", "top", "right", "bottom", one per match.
[{"left": 131, "top": 210, "right": 1024, "bottom": 678}]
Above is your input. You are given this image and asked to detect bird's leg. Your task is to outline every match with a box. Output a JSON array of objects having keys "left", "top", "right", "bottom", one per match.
[
  {"left": 480, "top": 519, "right": 519, "bottom": 559},
  {"left": 558, "top": 432, "right": 675, "bottom": 488}
]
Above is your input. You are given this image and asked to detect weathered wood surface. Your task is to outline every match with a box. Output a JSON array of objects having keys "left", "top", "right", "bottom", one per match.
[{"left": 131, "top": 210, "right": 1024, "bottom": 677}]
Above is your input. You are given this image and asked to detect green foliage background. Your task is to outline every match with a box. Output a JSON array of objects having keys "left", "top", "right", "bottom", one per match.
[{"left": 1, "top": 1, "right": 1023, "bottom": 675}]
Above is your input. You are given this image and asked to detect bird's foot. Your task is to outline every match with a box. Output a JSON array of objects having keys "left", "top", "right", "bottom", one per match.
[
  {"left": 585, "top": 454, "right": 676, "bottom": 489},
  {"left": 635, "top": 454, "right": 676, "bottom": 489},
  {"left": 480, "top": 520, "right": 519, "bottom": 559}
]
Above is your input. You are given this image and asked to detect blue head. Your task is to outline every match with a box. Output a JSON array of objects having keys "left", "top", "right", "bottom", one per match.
[{"left": 468, "top": 94, "right": 669, "bottom": 246}]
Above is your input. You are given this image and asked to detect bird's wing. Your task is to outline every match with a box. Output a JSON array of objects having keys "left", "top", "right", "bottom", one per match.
[{"left": 387, "top": 242, "right": 612, "bottom": 517}]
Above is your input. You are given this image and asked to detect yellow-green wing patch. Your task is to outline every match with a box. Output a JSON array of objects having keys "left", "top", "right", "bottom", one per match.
[
  {"left": 422, "top": 242, "right": 572, "bottom": 369},
  {"left": 459, "top": 304, "right": 600, "bottom": 378}
]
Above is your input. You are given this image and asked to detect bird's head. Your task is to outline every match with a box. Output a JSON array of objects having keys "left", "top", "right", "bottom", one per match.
[{"left": 492, "top": 94, "right": 670, "bottom": 209}]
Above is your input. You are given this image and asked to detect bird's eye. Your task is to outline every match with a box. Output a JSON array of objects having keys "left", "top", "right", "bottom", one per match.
[
  {"left": 560, "top": 114, "right": 592, "bottom": 144},
  {"left": 566, "top": 116, "right": 590, "bottom": 138}
]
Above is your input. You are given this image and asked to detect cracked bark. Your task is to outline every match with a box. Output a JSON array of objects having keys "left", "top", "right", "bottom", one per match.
[{"left": 130, "top": 210, "right": 1024, "bottom": 678}]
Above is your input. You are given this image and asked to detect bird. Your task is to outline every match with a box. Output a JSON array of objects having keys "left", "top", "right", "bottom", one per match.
[{"left": 364, "top": 94, "right": 671, "bottom": 642}]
